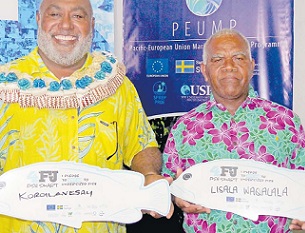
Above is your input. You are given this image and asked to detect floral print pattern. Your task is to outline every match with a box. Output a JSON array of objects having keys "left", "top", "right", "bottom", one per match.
[{"left": 162, "top": 86, "right": 305, "bottom": 233}]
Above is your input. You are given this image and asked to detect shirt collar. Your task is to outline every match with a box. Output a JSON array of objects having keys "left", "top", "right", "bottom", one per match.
[{"left": 206, "top": 85, "right": 258, "bottom": 111}]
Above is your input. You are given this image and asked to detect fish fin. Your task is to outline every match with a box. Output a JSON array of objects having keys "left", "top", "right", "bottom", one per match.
[
  {"left": 101, "top": 170, "right": 144, "bottom": 188},
  {"left": 51, "top": 218, "right": 83, "bottom": 229},
  {"left": 104, "top": 208, "right": 143, "bottom": 224},
  {"left": 137, "top": 179, "right": 171, "bottom": 216},
  {"left": 232, "top": 210, "right": 259, "bottom": 221}
]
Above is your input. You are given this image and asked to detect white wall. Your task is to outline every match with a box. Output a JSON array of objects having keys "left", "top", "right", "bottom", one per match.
[
  {"left": 294, "top": 0, "right": 305, "bottom": 124},
  {"left": 117, "top": 0, "right": 305, "bottom": 123},
  {"left": 0, "top": 0, "right": 18, "bottom": 20}
]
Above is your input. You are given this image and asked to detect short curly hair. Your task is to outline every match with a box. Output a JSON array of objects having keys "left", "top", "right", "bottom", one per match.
[{"left": 202, "top": 28, "right": 252, "bottom": 64}]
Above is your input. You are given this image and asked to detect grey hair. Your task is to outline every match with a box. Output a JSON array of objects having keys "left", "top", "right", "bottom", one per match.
[
  {"left": 202, "top": 28, "right": 252, "bottom": 64},
  {"left": 36, "top": 0, "right": 93, "bottom": 17}
]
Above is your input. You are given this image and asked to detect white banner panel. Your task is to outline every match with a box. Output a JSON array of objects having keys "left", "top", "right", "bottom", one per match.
[{"left": 0, "top": 0, "right": 18, "bottom": 21}]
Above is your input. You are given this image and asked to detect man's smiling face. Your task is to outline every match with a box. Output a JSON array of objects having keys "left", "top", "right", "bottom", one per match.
[{"left": 36, "top": 0, "right": 94, "bottom": 66}]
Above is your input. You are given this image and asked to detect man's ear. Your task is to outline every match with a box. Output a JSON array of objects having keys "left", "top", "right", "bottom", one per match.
[
  {"left": 36, "top": 11, "right": 41, "bottom": 24},
  {"left": 201, "top": 62, "right": 209, "bottom": 82},
  {"left": 251, "top": 58, "right": 255, "bottom": 71},
  {"left": 249, "top": 58, "right": 255, "bottom": 80},
  {"left": 92, "top": 17, "right": 95, "bottom": 31}
]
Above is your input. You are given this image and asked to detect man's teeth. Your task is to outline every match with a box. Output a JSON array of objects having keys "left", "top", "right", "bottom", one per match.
[{"left": 55, "top": 35, "right": 76, "bottom": 41}]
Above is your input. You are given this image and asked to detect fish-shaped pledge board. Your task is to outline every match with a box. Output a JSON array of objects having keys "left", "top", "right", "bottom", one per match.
[
  {"left": 0, "top": 161, "right": 171, "bottom": 228},
  {"left": 170, "top": 159, "right": 305, "bottom": 221}
]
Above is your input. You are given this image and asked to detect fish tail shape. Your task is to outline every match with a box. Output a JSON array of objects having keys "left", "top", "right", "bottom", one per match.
[{"left": 137, "top": 179, "right": 171, "bottom": 216}]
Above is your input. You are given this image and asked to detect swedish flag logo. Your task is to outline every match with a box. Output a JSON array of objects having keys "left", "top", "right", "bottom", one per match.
[{"left": 175, "top": 60, "right": 195, "bottom": 73}]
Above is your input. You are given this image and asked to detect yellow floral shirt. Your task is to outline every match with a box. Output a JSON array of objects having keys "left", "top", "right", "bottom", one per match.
[{"left": 0, "top": 48, "right": 158, "bottom": 233}]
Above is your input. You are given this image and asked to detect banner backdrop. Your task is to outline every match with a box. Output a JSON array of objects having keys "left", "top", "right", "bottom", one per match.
[
  {"left": 0, "top": 0, "right": 114, "bottom": 64},
  {"left": 123, "top": 0, "right": 294, "bottom": 118}
]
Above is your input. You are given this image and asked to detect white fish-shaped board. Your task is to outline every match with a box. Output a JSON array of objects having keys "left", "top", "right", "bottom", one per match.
[
  {"left": 170, "top": 159, "right": 305, "bottom": 221},
  {"left": 0, "top": 161, "right": 171, "bottom": 228}
]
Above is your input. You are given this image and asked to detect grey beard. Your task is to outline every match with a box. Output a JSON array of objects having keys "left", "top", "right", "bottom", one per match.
[{"left": 37, "top": 28, "right": 93, "bottom": 67}]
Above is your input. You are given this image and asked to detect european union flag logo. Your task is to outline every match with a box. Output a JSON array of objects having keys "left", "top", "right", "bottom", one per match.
[
  {"left": 146, "top": 59, "right": 169, "bottom": 75},
  {"left": 47, "top": 204, "right": 56, "bottom": 211},
  {"left": 175, "top": 60, "right": 195, "bottom": 73},
  {"left": 226, "top": 196, "right": 235, "bottom": 202}
]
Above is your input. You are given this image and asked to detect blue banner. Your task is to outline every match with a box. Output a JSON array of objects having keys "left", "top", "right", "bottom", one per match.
[{"left": 123, "top": 0, "right": 294, "bottom": 118}]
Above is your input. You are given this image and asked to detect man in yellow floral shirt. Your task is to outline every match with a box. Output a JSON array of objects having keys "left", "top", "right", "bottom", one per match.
[{"left": 0, "top": 0, "right": 172, "bottom": 232}]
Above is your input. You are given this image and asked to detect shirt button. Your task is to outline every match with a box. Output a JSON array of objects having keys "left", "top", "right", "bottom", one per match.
[
  {"left": 72, "top": 146, "right": 76, "bottom": 150},
  {"left": 71, "top": 116, "right": 75, "bottom": 119},
  {"left": 233, "top": 220, "right": 237, "bottom": 225}
]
